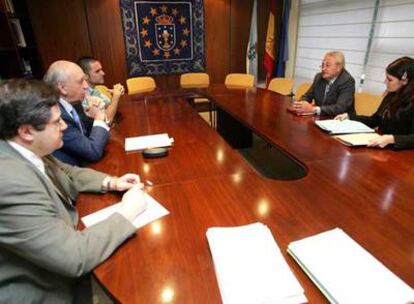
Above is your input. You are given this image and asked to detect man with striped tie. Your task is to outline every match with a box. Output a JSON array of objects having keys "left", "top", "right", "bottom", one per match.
[{"left": 44, "top": 60, "right": 110, "bottom": 166}]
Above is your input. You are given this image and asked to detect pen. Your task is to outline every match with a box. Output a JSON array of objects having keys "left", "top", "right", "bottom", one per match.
[{"left": 143, "top": 180, "right": 153, "bottom": 194}]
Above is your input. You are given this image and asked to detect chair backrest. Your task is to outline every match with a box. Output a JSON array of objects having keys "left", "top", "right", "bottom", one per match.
[
  {"left": 180, "top": 73, "right": 210, "bottom": 88},
  {"left": 355, "top": 92, "right": 383, "bottom": 116},
  {"left": 267, "top": 78, "right": 294, "bottom": 95},
  {"left": 126, "top": 77, "right": 156, "bottom": 94},
  {"left": 224, "top": 73, "right": 254, "bottom": 88},
  {"left": 294, "top": 82, "right": 312, "bottom": 100},
  {"left": 95, "top": 85, "right": 112, "bottom": 99}
]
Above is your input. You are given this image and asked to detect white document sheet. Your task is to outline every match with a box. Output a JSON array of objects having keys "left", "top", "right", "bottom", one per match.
[
  {"left": 206, "top": 222, "right": 307, "bottom": 304},
  {"left": 315, "top": 119, "right": 374, "bottom": 134},
  {"left": 81, "top": 192, "right": 169, "bottom": 229},
  {"left": 125, "top": 133, "right": 174, "bottom": 152},
  {"left": 287, "top": 228, "right": 414, "bottom": 304}
]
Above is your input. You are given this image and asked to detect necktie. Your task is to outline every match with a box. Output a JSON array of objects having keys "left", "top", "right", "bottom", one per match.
[
  {"left": 323, "top": 82, "right": 331, "bottom": 103},
  {"left": 44, "top": 163, "right": 73, "bottom": 206},
  {"left": 71, "top": 108, "right": 84, "bottom": 135}
]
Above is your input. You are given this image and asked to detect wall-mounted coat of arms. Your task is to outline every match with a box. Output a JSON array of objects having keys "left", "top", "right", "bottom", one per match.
[{"left": 120, "top": 0, "right": 205, "bottom": 76}]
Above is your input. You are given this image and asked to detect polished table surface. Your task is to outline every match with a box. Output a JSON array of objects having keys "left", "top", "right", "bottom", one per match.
[{"left": 77, "top": 85, "right": 414, "bottom": 303}]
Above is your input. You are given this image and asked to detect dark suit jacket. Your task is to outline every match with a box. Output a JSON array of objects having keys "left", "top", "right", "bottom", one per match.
[
  {"left": 53, "top": 103, "right": 110, "bottom": 166},
  {"left": 351, "top": 97, "right": 414, "bottom": 149},
  {"left": 302, "top": 69, "right": 356, "bottom": 115},
  {"left": 0, "top": 140, "right": 135, "bottom": 303}
]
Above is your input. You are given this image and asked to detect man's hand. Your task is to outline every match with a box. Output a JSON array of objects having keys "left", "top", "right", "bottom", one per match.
[
  {"left": 117, "top": 186, "right": 147, "bottom": 222},
  {"left": 84, "top": 96, "right": 106, "bottom": 119},
  {"left": 292, "top": 100, "right": 314, "bottom": 114},
  {"left": 111, "top": 174, "right": 142, "bottom": 191},
  {"left": 109, "top": 83, "right": 125, "bottom": 97}
]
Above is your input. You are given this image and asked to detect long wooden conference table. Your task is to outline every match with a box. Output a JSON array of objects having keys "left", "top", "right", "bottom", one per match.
[{"left": 77, "top": 84, "right": 414, "bottom": 303}]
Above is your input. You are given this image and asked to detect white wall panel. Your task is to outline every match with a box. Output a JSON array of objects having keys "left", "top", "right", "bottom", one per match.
[
  {"left": 298, "top": 24, "right": 371, "bottom": 37},
  {"left": 374, "top": 22, "right": 414, "bottom": 38},
  {"left": 301, "top": 0, "right": 375, "bottom": 15},
  {"left": 370, "top": 38, "right": 414, "bottom": 55},
  {"left": 299, "top": 9, "right": 373, "bottom": 26},
  {"left": 298, "top": 37, "right": 368, "bottom": 51},
  {"left": 368, "top": 52, "right": 401, "bottom": 68},
  {"left": 376, "top": 3, "right": 414, "bottom": 21}
]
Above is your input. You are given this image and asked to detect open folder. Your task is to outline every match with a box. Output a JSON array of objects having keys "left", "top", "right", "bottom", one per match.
[
  {"left": 206, "top": 223, "right": 307, "bottom": 304},
  {"left": 334, "top": 133, "right": 379, "bottom": 146},
  {"left": 287, "top": 228, "right": 414, "bottom": 304},
  {"left": 315, "top": 119, "right": 374, "bottom": 135},
  {"left": 125, "top": 133, "right": 174, "bottom": 152}
]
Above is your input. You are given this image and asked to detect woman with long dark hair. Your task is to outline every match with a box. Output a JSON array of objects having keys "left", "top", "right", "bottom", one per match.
[{"left": 336, "top": 56, "right": 414, "bottom": 149}]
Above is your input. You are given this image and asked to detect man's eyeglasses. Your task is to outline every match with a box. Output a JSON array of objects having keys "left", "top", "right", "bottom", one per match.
[{"left": 320, "top": 62, "right": 339, "bottom": 70}]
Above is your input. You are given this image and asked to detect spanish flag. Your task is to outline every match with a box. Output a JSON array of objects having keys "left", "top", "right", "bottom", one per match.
[{"left": 264, "top": 0, "right": 277, "bottom": 84}]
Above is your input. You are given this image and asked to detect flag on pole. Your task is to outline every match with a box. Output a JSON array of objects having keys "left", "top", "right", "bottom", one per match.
[
  {"left": 264, "top": 0, "right": 277, "bottom": 85},
  {"left": 246, "top": 0, "right": 258, "bottom": 85},
  {"left": 275, "top": 0, "right": 290, "bottom": 77}
]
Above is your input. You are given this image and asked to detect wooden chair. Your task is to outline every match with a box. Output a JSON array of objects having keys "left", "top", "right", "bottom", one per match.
[
  {"left": 267, "top": 78, "right": 294, "bottom": 96},
  {"left": 224, "top": 73, "right": 254, "bottom": 88},
  {"left": 294, "top": 82, "right": 312, "bottom": 100},
  {"left": 126, "top": 77, "right": 156, "bottom": 94},
  {"left": 95, "top": 85, "right": 112, "bottom": 99},
  {"left": 355, "top": 92, "right": 383, "bottom": 116}
]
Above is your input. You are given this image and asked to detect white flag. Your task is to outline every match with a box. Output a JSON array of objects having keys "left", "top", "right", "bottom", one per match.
[{"left": 246, "top": 0, "right": 258, "bottom": 85}]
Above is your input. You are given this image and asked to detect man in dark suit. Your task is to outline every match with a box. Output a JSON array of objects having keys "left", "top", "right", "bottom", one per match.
[
  {"left": 44, "top": 60, "right": 110, "bottom": 166},
  {"left": 0, "top": 79, "right": 146, "bottom": 303},
  {"left": 293, "top": 51, "right": 356, "bottom": 115}
]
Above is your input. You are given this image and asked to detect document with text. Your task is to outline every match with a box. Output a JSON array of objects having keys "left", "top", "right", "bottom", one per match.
[
  {"left": 207, "top": 222, "right": 307, "bottom": 304},
  {"left": 81, "top": 192, "right": 169, "bottom": 229},
  {"left": 287, "top": 228, "right": 414, "bottom": 304}
]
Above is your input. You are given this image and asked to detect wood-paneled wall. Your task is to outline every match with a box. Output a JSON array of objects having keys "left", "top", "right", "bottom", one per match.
[
  {"left": 27, "top": 0, "right": 92, "bottom": 69},
  {"left": 28, "top": 0, "right": 275, "bottom": 88}
]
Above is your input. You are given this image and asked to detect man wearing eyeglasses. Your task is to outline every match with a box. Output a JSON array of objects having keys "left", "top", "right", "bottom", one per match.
[
  {"left": 0, "top": 79, "right": 146, "bottom": 303},
  {"left": 292, "top": 51, "right": 355, "bottom": 116}
]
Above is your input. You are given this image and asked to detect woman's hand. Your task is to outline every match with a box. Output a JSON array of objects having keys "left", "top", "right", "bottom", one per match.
[
  {"left": 334, "top": 113, "right": 349, "bottom": 121},
  {"left": 367, "top": 134, "right": 395, "bottom": 148}
]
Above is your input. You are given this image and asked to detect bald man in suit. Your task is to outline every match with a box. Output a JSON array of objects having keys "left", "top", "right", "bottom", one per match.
[{"left": 44, "top": 60, "right": 110, "bottom": 166}]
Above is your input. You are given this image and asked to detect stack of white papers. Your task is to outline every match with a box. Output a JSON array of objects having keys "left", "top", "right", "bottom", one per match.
[
  {"left": 287, "top": 228, "right": 414, "bottom": 304},
  {"left": 315, "top": 119, "right": 374, "bottom": 134},
  {"left": 206, "top": 223, "right": 307, "bottom": 304},
  {"left": 81, "top": 192, "right": 169, "bottom": 229},
  {"left": 125, "top": 133, "right": 174, "bottom": 152}
]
